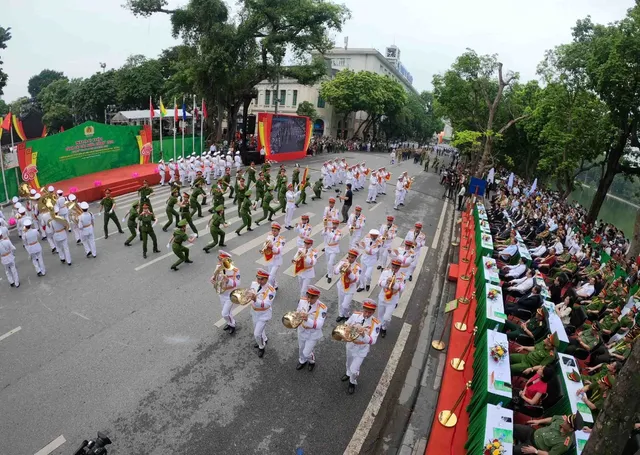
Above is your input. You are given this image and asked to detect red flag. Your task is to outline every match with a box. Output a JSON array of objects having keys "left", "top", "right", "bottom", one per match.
[
  {"left": 149, "top": 97, "right": 155, "bottom": 119},
  {"left": 60, "top": 126, "right": 65, "bottom": 132},
  {"left": 174, "top": 100, "right": 178, "bottom": 121},
  {"left": 1, "top": 112, "right": 11, "bottom": 131},
  {"left": 202, "top": 99, "right": 207, "bottom": 119},
  {"left": 193, "top": 105, "right": 199, "bottom": 120}
]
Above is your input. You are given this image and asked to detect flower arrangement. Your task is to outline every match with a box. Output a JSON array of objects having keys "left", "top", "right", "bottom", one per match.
[
  {"left": 69, "top": 186, "right": 78, "bottom": 193},
  {"left": 484, "top": 439, "right": 506, "bottom": 455},
  {"left": 482, "top": 234, "right": 491, "bottom": 243},
  {"left": 132, "top": 172, "right": 140, "bottom": 178},
  {"left": 488, "top": 289, "right": 500, "bottom": 300},
  {"left": 490, "top": 342, "right": 508, "bottom": 362},
  {"left": 485, "top": 260, "right": 496, "bottom": 269},
  {"left": 93, "top": 180, "right": 102, "bottom": 187}
]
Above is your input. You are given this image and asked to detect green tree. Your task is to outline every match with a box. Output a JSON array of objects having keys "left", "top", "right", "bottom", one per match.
[
  {"left": 38, "top": 78, "right": 75, "bottom": 131},
  {"left": 71, "top": 70, "right": 118, "bottom": 122},
  {"left": 296, "top": 101, "right": 318, "bottom": 121},
  {"left": 0, "top": 99, "right": 8, "bottom": 116},
  {"left": 27, "top": 69, "right": 66, "bottom": 99},
  {"left": 0, "top": 26, "right": 11, "bottom": 96},
  {"left": 115, "top": 55, "right": 165, "bottom": 109},
  {"left": 8, "top": 96, "right": 37, "bottom": 117}
]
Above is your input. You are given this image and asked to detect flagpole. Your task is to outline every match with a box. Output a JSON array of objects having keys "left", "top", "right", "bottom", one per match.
[
  {"left": 200, "top": 98, "right": 204, "bottom": 156},
  {"left": 0, "top": 116, "right": 9, "bottom": 202},
  {"left": 173, "top": 99, "right": 177, "bottom": 163},
  {"left": 159, "top": 101, "right": 163, "bottom": 159},
  {"left": 192, "top": 94, "right": 196, "bottom": 155},
  {"left": 11, "top": 123, "right": 18, "bottom": 191},
  {"left": 181, "top": 95, "right": 185, "bottom": 159},
  {"left": 149, "top": 96, "right": 154, "bottom": 164}
]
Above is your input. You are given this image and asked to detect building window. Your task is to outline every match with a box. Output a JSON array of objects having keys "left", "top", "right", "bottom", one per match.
[
  {"left": 317, "top": 96, "right": 325, "bottom": 108},
  {"left": 280, "top": 90, "right": 286, "bottom": 105},
  {"left": 265, "top": 90, "right": 271, "bottom": 106},
  {"left": 292, "top": 90, "right": 298, "bottom": 107}
]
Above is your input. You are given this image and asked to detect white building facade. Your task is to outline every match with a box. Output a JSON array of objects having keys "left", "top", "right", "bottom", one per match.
[{"left": 246, "top": 46, "right": 419, "bottom": 139}]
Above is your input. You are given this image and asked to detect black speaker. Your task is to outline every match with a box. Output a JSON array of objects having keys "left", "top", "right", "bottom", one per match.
[{"left": 246, "top": 115, "right": 257, "bottom": 135}]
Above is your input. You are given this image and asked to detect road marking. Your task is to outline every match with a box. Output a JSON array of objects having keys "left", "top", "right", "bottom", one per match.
[
  {"left": 344, "top": 322, "right": 411, "bottom": 455},
  {"left": 71, "top": 312, "right": 91, "bottom": 321},
  {"left": 370, "top": 202, "right": 381, "bottom": 212},
  {"left": 431, "top": 200, "right": 449, "bottom": 249},
  {"left": 234, "top": 213, "right": 315, "bottom": 257},
  {"left": 214, "top": 304, "right": 250, "bottom": 328},
  {"left": 315, "top": 251, "right": 349, "bottom": 290},
  {"left": 134, "top": 210, "right": 289, "bottom": 271},
  {"left": 255, "top": 218, "right": 321, "bottom": 265},
  {"left": 393, "top": 247, "right": 429, "bottom": 318},
  {"left": 0, "top": 326, "right": 21, "bottom": 342},
  {"left": 351, "top": 237, "right": 403, "bottom": 303},
  {"left": 34, "top": 435, "right": 66, "bottom": 455}
]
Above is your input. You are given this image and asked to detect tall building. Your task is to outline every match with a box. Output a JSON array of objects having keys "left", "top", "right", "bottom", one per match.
[{"left": 245, "top": 45, "right": 418, "bottom": 139}]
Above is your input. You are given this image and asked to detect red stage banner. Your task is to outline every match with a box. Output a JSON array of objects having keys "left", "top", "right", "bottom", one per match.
[{"left": 257, "top": 113, "right": 311, "bottom": 163}]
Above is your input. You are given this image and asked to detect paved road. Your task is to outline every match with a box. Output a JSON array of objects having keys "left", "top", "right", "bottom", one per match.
[{"left": 0, "top": 152, "right": 450, "bottom": 455}]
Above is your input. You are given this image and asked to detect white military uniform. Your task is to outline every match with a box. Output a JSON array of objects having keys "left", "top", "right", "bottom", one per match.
[
  {"left": 367, "top": 173, "right": 378, "bottom": 203},
  {"left": 203, "top": 155, "right": 211, "bottom": 184},
  {"left": 250, "top": 280, "right": 276, "bottom": 349},
  {"left": 284, "top": 189, "right": 301, "bottom": 228},
  {"left": 344, "top": 311, "right": 381, "bottom": 385},
  {"left": 219, "top": 265, "right": 241, "bottom": 328},
  {"left": 0, "top": 236, "right": 19, "bottom": 286},
  {"left": 377, "top": 269, "right": 406, "bottom": 329},
  {"left": 377, "top": 223, "right": 398, "bottom": 268},
  {"left": 56, "top": 195, "right": 70, "bottom": 225},
  {"left": 358, "top": 235, "right": 381, "bottom": 289},
  {"left": 49, "top": 215, "right": 72, "bottom": 265},
  {"left": 179, "top": 159, "right": 188, "bottom": 186},
  {"left": 405, "top": 230, "right": 426, "bottom": 278},
  {"left": 296, "top": 297, "right": 327, "bottom": 365},
  {"left": 323, "top": 205, "right": 339, "bottom": 226},
  {"left": 168, "top": 159, "right": 176, "bottom": 184},
  {"left": 348, "top": 213, "right": 366, "bottom": 248},
  {"left": 324, "top": 226, "right": 342, "bottom": 280},
  {"left": 263, "top": 234, "right": 285, "bottom": 288},
  {"left": 294, "top": 247, "right": 318, "bottom": 297},
  {"left": 322, "top": 164, "right": 331, "bottom": 189},
  {"left": 39, "top": 211, "right": 57, "bottom": 251},
  {"left": 334, "top": 260, "right": 362, "bottom": 318},
  {"left": 394, "top": 179, "right": 405, "bottom": 209},
  {"left": 24, "top": 226, "right": 46, "bottom": 275},
  {"left": 234, "top": 153, "right": 242, "bottom": 172},
  {"left": 158, "top": 161, "right": 166, "bottom": 185},
  {"left": 296, "top": 221, "right": 313, "bottom": 248},
  {"left": 392, "top": 247, "right": 416, "bottom": 277},
  {"left": 78, "top": 211, "right": 97, "bottom": 257}
]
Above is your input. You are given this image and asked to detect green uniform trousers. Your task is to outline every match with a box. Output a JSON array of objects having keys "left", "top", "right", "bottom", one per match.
[
  {"left": 255, "top": 207, "right": 275, "bottom": 224},
  {"left": 171, "top": 244, "right": 190, "bottom": 268},
  {"left": 103, "top": 211, "right": 123, "bottom": 236},
  {"left": 163, "top": 208, "right": 180, "bottom": 231},
  {"left": 124, "top": 223, "right": 137, "bottom": 245},
  {"left": 181, "top": 212, "right": 198, "bottom": 235},
  {"left": 141, "top": 228, "right": 158, "bottom": 255},
  {"left": 204, "top": 228, "right": 225, "bottom": 252},
  {"left": 237, "top": 212, "right": 252, "bottom": 233}
]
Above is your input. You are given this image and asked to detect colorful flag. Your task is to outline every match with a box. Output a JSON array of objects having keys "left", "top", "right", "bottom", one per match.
[
  {"left": 60, "top": 126, "right": 65, "bottom": 133},
  {"left": 159, "top": 98, "right": 167, "bottom": 117},
  {"left": 149, "top": 97, "right": 155, "bottom": 119},
  {"left": 0, "top": 112, "right": 11, "bottom": 131},
  {"left": 202, "top": 99, "right": 207, "bottom": 119},
  {"left": 193, "top": 105, "right": 199, "bottom": 120},
  {"left": 174, "top": 98, "right": 178, "bottom": 121},
  {"left": 182, "top": 101, "right": 187, "bottom": 121}
]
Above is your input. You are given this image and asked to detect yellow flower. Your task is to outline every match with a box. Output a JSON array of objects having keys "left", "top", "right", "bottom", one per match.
[
  {"left": 493, "top": 441, "right": 501, "bottom": 448},
  {"left": 493, "top": 450, "right": 500, "bottom": 455},
  {"left": 485, "top": 444, "right": 492, "bottom": 450}
]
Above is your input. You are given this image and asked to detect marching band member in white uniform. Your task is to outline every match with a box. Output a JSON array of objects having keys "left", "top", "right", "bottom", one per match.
[
  {"left": 168, "top": 158, "right": 176, "bottom": 184},
  {"left": 296, "top": 215, "right": 313, "bottom": 248},
  {"left": 211, "top": 250, "right": 241, "bottom": 335},
  {"left": 377, "top": 215, "right": 398, "bottom": 269},
  {"left": 347, "top": 205, "right": 366, "bottom": 248},
  {"left": 284, "top": 183, "right": 301, "bottom": 229},
  {"left": 405, "top": 222, "right": 426, "bottom": 281},
  {"left": 78, "top": 202, "right": 97, "bottom": 258},
  {"left": 324, "top": 219, "right": 342, "bottom": 284},
  {"left": 341, "top": 299, "right": 381, "bottom": 394},
  {"left": 249, "top": 268, "right": 276, "bottom": 357},
  {"left": 293, "top": 238, "right": 317, "bottom": 297},
  {"left": 55, "top": 189, "right": 70, "bottom": 226},
  {"left": 295, "top": 285, "right": 327, "bottom": 371},
  {"left": 377, "top": 259, "right": 406, "bottom": 337},
  {"left": 0, "top": 229, "right": 19, "bottom": 287},
  {"left": 357, "top": 229, "right": 382, "bottom": 292},
  {"left": 23, "top": 218, "right": 46, "bottom": 276},
  {"left": 261, "top": 222, "right": 285, "bottom": 289},
  {"left": 334, "top": 249, "right": 362, "bottom": 322},
  {"left": 366, "top": 171, "right": 378, "bottom": 203},
  {"left": 49, "top": 207, "right": 72, "bottom": 266},
  {"left": 158, "top": 159, "right": 166, "bottom": 186}
]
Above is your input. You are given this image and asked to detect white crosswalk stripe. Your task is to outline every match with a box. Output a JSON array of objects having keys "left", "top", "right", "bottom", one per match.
[{"left": 233, "top": 212, "right": 315, "bottom": 257}]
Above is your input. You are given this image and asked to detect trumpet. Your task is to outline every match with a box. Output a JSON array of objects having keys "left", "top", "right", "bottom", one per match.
[
  {"left": 323, "top": 217, "right": 328, "bottom": 228},
  {"left": 259, "top": 239, "right": 273, "bottom": 255},
  {"left": 349, "top": 225, "right": 355, "bottom": 236},
  {"left": 332, "top": 324, "right": 363, "bottom": 342},
  {"left": 282, "top": 311, "right": 307, "bottom": 329},
  {"left": 339, "top": 262, "right": 350, "bottom": 275},
  {"left": 386, "top": 274, "right": 396, "bottom": 291}
]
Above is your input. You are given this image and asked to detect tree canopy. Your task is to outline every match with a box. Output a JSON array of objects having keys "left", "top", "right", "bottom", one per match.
[
  {"left": 0, "top": 26, "right": 10, "bottom": 97},
  {"left": 27, "top": 69, "right": 66, "bottom": 99},
  {"left": 296, "top": 101, "right": 318, "bottom": 121}
]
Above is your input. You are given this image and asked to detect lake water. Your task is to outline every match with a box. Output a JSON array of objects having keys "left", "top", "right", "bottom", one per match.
[{"left": 569, "top": 185, "right": 637, "bottom": 236}]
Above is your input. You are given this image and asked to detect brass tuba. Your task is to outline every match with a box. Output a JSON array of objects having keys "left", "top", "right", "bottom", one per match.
[
  {"left": 211, "top": 257, "right": 234, "bottom": 294},
  {"left": 282, "top": 311, "right": 307, "bottom": 329},
  {"left": 331, "top": 324, "right": 362, "bottom": 342},
  {"left": 18, "top": 183, "right": 31, "bottom": 198},
  {"left": 230, "top": 288, "right": 255, "bottom": 305}
]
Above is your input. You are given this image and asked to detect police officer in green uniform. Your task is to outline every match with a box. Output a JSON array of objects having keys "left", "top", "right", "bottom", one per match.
[
  {"left": 203, "top": 205, "right": 227, "bottom": 253},
  {"left": 255, "top": 173, "right": 266, "bottom": 205},
  {"left": 264, "top": 169, "right": 272, "bottom": 187},
  {"left": 504, "top": 307, "right": 549, "bottom": 341},
  {"left": 163, "top": 190, "right": 180, "bottom": 232},
  {"left": 235, "top": 177, "right": 247, "bottom": 210},
  {"left": 233, "top": 170, "right": 244, "bottom": 204},
  {"left": 292, "top": 167, "right": 300, "bottom": 187},
  {"left": 236, "top": 190, "right": 253, "bottom": 236},
  {"left": 311, "top": 179, "right": 323, "bottom": 201},
  {"left": 566, "top": 322, "right": 601, "bottom": 356},
  {"left": 99, "top": 188, "right": 125, "bottom": 238},
  {"left": 138, "top": 180, "right": 154, "bottom": 211},
  {"left": 193, "top": 171, "right": 206, "bottom": 191},
  {"left": 123, "top": 201, "right": 140, "bottom": 246},
  {"left": 513, "top": 413, "right": 582, "bottom": 455},
  {"left": 261, "top": 162, "right": 271, "bottom": 174},
  {"left": 275, "top": 182, "right": 287, "bottom": 214},
  {"left": 423, "top": 154, "right": 430, "bottom": 172},
  {"left": 190, "top": 183, "right": 206, "bottom": 218},
  {"left": 209, "top": 181, "right": 226, "bottom": 214},
  {"left": 577, "top": 374, "right": 614, "bottom": 418},
  {"left": 170, "top": 220, "right": 194, "bottom": 271},
  {"left": 255, "top": 186, "right": 275, "bottom": 225},
  {"left": 180, "top": 192, "right": 198, "bottom": 236},
  {"left": 433, "top": 157, "right": 439, "bottom": 173},
  {"left": 138, "top": 203, "right": 160, "bottom": 258},
  {"left": 247, "top": 162, "right": 257, "bottom": 186},
  {"left": 510, "top": 332, "right": 559, "bottom": 375},
  {"left": 275, "top": 169, "right": 287, "bottom": 195},
  {"left": 297, "top": 179, "right": 311, "bottom": 205},
  {"left": 224, "top": 169, "right": 233, "bottom": 199}
]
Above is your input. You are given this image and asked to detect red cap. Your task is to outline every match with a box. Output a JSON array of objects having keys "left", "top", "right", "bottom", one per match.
[
  {"left": 354, "top": 205, "right": 362, "bottom": 211},
  {"left": 391, "top": 259, "right": 403, "bottom": 267},
  {"left": 405, "top": 240, "right": 415, "bottom": 247},
  {"left": 348, "top": 248, "right": 360, "bottom": 257},
  {"left": 387, "top": 216, "right": 395, "bottom": 222},
  {"left": 362, "top": 299, "right": 377, "bottom": 310},
  {"left": 218, "top": 250, "right": 231, "bottom": 259},
  {"left": 329, "top": 197, "right": 336, "bottom": 203},
  {"left": 271, "top": 222, "right": 281, "bottom": 230},
  {"left": 256, "top": 268, "right": 270, "bottom": 278},
  {"left": 304, "top": 238, "right": 313, "bottom": 245},
  {"left": 287, "top": 183, "right": 293, "bottom": 188},
  {"left": 415, "top": 222, "right": 423, "bottom": 228},
  {"left": 301, "top": 214, "right": 309, "bottom": 219},
  {"left": 332, "top": 219, "right": 340, "bottom": 224},
  {"left": 306, "top": 286, "right": 321, "bottom": 296}
]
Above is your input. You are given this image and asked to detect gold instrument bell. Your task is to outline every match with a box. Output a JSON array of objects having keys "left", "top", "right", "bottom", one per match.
[
  {"left": 282, "top": 311, "right": 306, "bottom": 329},
  {"left": 332, "top": 324, "right": 360, "bottom": 342},
  {"left": 230, "top": 288, "right": 254, "bottom": 305}
]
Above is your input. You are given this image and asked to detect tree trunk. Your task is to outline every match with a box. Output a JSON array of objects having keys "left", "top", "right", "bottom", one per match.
[
  {"left": 215, "top": 102, "right": 223, "bottom": 142},
  {"left": 628, "top": 209, "right": 640, "bottom": 260},
  {"left": 582, "top": 338, "right": 640, "bottom": 455}
]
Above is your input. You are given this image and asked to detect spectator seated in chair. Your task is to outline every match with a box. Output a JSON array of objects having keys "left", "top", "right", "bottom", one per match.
[
  {"left": 565, "top": 320, "right": 602, "bottom": 358},
  {"left": 589, "top": 329, "right": 637, "bottom": 366},
  {"left": 567, "top": 276, "right": 596, "bottom": 302},
  {"left": 505, "top": 270, "right": 536, "bottom": 298},
  {"left": 575, "top": 374, "right": 615, "bottom": 419},
  {"left": 513, "top": 413, "right": 584, "bottom": 455},
  {"left": 510, "top": 332, "right": 559, "bottom": 376},
  {"left": 532, "top": 248, "right": 556, "bottom": 273},
  {"left": 580, "top": 360, "right": 621, "bottom": 385},
  {"left": 554, "top": 296, "right": 572, "bottom": 326},
  {"left": 500, "top": 257, "right": 528, "bottom": 281},
  {"left": 504, "top": 307, "right": 549, "bottom": 342},
  {"left": 495, "top": 237, "right": 519, "bottom": 262},
  {"left": 505, "top": 285, "right": 544, "bottom": 317},
  {"left": 550, "top": 256, "right": 578, "bottom": 280},
  {"left": 510, "top": 365, "right": 556, "bottom": 411},
  {"left": 529, "top": 242, "right": 547, "bottom": 259}
]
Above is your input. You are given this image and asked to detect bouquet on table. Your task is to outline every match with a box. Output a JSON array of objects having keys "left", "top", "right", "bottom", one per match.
[
  {"left": 490, "top": 342, "right": 508, "bottom": 362},
  {"left": 482, "top": 234, "right": 492, "bottom": 243},
  {"left": 485, "top": 259, "right": 496, "bottom": 269},
  {"left": 488, "top": 289, "right": 500, "bottom": 300},
  {"left": 484, "top": 439, "right": 506, "bottom": 455}
]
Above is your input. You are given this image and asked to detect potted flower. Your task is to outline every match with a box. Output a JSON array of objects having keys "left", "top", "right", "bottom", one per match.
[
  {"left": 488, "top": 289, "right": 500, "bottom": 300},
  {"left": 482, "top": 234, "right": 491, "bottom": 243},
  {"left": 490, "top": 343, "right": 507, "bottom": 362},
  {"left": 485, "top": 260, "right": 496, "bottom": 269},
  {"left": 484, "top": 439, "right": 506, "bottom": 455}
]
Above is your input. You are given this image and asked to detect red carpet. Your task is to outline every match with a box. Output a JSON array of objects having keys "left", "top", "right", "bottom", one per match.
[
  {"left": 50, "top": 164, "right": 161, "bottom": 202},
  {"left": 425, "top": 210, "right": 477, "bottom": 455}
]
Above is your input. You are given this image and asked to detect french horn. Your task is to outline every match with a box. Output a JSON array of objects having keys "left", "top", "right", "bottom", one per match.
[
  {"left": 230, "top": 288, "right": 255, "bottom": 305},
  {"left": 331, "top": 324, "right": 361, "bottom": 342},
  {"left": 282, "top": 311, "right": 306, "bottom": 329}
]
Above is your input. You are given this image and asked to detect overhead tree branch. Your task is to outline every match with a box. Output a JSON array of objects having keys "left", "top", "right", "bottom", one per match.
[{"left": 497, "top": 114, "right": 530, "bottom": 134}]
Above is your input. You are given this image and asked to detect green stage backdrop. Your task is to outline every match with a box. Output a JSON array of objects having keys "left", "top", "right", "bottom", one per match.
[
  {"left": 24, "top": 121, "right": 142, "bottom": 185},
  {"left": 0, "top": 166, "right": 19, "bottom": 204}
]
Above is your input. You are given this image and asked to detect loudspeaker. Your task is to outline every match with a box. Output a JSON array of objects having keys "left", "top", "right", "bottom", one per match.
[{"left": 246, "top": 115, "right": 257, "bottom": 135}]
